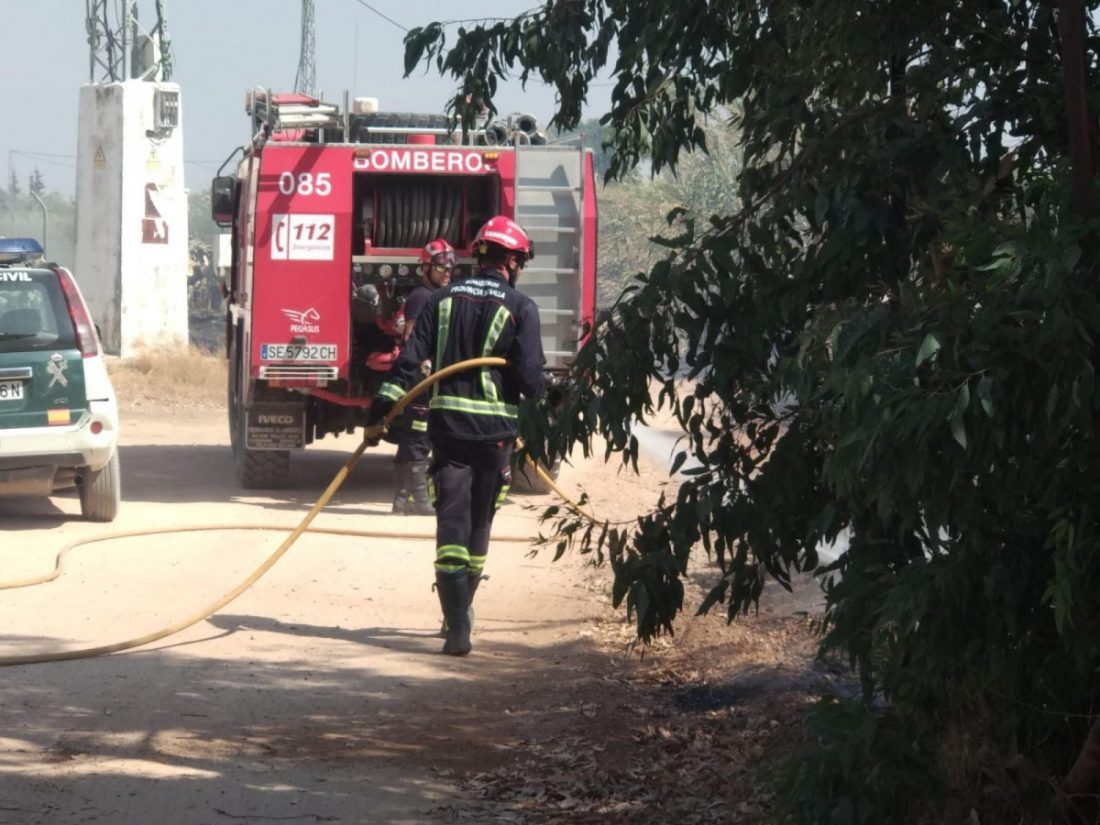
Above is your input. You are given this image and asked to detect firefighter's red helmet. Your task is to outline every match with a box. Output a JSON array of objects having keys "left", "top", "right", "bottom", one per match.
[
  {"left": 420, "top": 238, "right": 455, "bottom": 267},
  {"left": 473, "top": 216, "right": 533, "bottom": 259}
]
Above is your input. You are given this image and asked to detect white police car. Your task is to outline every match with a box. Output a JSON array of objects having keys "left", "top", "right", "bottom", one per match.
[{"left": 0, "top": 238, "right": 120, "bottom": 521}]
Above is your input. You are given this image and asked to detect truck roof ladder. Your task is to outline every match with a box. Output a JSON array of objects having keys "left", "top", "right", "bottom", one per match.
[{"left": 249, "top": 88, "right": 343, "bottom": 141}]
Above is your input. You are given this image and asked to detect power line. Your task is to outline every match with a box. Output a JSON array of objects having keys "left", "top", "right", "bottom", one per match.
[
  {"left": 439, "top": 9, "right": 542, "bottom": 27},
  {"left": 9, "top": 150, "right": 223, "bottom": 170},
  {"left": 347, "top": 3, "right": 544, "bottom": 36},
  {"left": 9, "top": 152, "right": 75, "bottom": 170},
  {"left": 351, "top": 0, "right": 407, "bottom": 32},
  {"left": 10, "top": 150, "right": 76, "bottom": 160}
]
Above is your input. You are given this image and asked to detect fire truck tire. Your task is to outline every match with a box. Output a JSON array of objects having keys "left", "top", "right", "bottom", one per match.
[
  {"left": 228, "top": 336, "right": 246, "bottom": 452},
  {"left": 511, "top": 456, "right": 562, "bottom": 496},
  {"left": 229, "top": 383, "right": 290, "bottom": 489},
  {"left": 227, "top": 334, "right": 291, "bottom": 489},
  {"left": 236, "top": 445, "right": 291, "bottom": 490},
  {"left": 79, "top": 451, "right": 121, "bottom": 522}
]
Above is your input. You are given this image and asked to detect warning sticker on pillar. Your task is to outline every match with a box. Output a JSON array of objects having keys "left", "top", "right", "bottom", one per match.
[{"left": 142, "top": 183, "right": 169, "bottom": 244}]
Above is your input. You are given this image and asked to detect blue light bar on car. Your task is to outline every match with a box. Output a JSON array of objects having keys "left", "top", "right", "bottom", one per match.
[{"left": 0, "top": 237, "right": 45, "bottom": 263}]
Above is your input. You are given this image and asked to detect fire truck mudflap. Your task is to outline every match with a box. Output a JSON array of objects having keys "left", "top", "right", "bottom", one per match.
[{"left": 245, "top": 405, "right": 307, "bottom": 450}]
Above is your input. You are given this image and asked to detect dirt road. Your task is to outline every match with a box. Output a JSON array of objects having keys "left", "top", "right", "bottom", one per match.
[
  {"left": 0, "top": 379, "right": 831, "bottom": 825},
  {"left": 0, "top": 407, "right": 634, "bottom": 824}
]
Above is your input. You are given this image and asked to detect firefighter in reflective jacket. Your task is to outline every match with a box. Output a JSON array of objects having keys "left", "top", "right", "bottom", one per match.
[
  {"left": 391, "top": 239, "right": 455, "bottom": 515},
  {"left": 368, "top": 216, "right": 546, "bottom": 656}
]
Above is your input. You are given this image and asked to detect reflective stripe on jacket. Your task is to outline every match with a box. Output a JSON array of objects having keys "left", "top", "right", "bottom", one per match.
[{"left": 378, "top": 269, "right": 546, "bottom": 442}]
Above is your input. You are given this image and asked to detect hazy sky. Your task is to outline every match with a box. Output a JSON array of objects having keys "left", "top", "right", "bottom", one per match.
[{"left": 2, "top": 0, "right": 611, "bottom": 196}]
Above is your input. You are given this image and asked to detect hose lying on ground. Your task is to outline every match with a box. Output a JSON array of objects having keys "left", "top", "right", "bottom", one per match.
[{"left": 0, "top": 357, "right": 593, "bottom": 667}]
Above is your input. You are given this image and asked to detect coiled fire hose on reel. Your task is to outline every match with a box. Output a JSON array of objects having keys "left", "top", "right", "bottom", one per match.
[{"left": 0, "top": 357, "right": 592, "bottom": 667}]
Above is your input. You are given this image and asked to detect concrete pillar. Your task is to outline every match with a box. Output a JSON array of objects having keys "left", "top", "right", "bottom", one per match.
[{"left": 74, "top": 81, "right": 189, "bottom": 356}]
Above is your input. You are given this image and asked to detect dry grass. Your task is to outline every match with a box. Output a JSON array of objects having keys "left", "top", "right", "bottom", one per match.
[{"left": 107, "top": 345, "right": 227, "bottom": 411}]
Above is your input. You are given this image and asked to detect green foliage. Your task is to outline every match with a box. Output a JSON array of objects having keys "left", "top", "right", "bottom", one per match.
[
  {"left": 409, "top": 2, "right": 1100, "bottom": 820},
  {"left": 188, "top": 188, "right": 221, "bottom": 250},
  {"left": 776, "top": 697, "right": 941, "bottom": 825},
  {"left": 555, "top": 117, "right": 615, "bottom": 177},
  {"left": 593, "top": 123, "right": 744, "bottom": 307},
  {"left": 27, "top": 168, "right": 45, "bottom": 198}
]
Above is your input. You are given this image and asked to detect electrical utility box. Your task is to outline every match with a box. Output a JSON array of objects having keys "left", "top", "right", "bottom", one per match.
[{"left": 73, "top": 80, "right": 189, "bottom": 356}]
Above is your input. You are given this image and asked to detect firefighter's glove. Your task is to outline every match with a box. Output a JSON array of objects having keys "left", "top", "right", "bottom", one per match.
[
  {"left": 366, "top": 398, "right": 393, "bottom": 428},
  {"left": 363, "top": 399, "right": 393, "bottom": 444}
]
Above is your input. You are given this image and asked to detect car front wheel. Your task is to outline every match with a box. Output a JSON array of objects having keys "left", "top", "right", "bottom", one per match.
[{"left": 79, "top": 451, "right": 121, "bottom": 522}]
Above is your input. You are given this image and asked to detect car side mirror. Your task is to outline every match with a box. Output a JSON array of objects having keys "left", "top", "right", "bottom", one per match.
[{"left": 211, "top": 176, "right": 236, "bottom": 226}]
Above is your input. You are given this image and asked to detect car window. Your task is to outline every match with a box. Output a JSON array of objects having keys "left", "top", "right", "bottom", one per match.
[{"left": 0, "top": 270, "right": 77, "bottom": 353}]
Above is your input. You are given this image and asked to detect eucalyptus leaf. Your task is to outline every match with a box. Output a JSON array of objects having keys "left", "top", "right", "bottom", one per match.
[
  {"left": 977, "top": 377, "right": 994, "bottom": 417},
  {"left": 915, "top": 334, "right": 941, "bottom": 367},
  {"left": 949, "top": 415, "right": 967, "bottom": 450}
]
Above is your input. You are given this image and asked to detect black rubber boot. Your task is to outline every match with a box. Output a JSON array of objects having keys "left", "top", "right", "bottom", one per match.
[
  {"left": 435, "top": 571, "right": 472, "bottom": 656},
  {"left": 407, "top": 461, "right": 435, "bottom": 516},
  {"left": 468, "top": 572, "right": 485, "bottom": 605},
  {"left": 391, "top": 463, "right": 410, "bottom": 514},
  {"left": 441, "top": 573, "right": 485, "bottom": 638}
]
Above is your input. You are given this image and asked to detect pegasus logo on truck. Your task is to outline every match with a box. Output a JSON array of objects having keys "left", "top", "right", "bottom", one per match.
[{"left": 281, "top": 307, "right": 321, "bottom": 333}]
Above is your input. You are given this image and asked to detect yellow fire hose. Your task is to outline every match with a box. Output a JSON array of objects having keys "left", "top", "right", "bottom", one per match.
[{"left": 0, "top": 357, "right": 592, "bottom": 667}]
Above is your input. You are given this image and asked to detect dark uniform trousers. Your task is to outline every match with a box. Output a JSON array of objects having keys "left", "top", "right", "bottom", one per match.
[
  {"left": 429, "top": 439, "right": 513, "bottom": 576},
  {"left": 394, "top": 401, "right": 431, "bottom": 463},
  {"left": 394, "top": 282, "right": 433, "bottom": 466}
]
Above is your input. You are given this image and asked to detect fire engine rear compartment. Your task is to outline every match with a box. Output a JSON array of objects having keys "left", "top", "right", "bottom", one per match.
[
  {"left": 238, "top": 142, "right": 593, "bottom": 456},
  {"left": 332, "top": 149, "right": 591, "bottom": 413}
]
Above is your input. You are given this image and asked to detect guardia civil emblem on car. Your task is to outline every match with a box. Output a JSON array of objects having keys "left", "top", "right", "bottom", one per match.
[{"left": 47, "top": 353, "right": 69, "bottom": 388}]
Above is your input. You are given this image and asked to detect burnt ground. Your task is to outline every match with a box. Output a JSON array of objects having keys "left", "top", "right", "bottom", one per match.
[
  {"left": 189, "top": 311, "right": 224, "bottom": 354},
  {"left": 430, "top": 575, "right": 846, "bottom": 825}
]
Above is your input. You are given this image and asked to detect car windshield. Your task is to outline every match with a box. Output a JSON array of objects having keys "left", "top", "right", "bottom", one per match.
[{"left": 0, "top": 270, "right": 78, "bottom": 353}]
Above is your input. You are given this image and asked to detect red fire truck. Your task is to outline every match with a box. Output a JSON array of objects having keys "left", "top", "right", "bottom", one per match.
[{"left": 211, "top": 91, "right": 597, "bottom": 488}]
